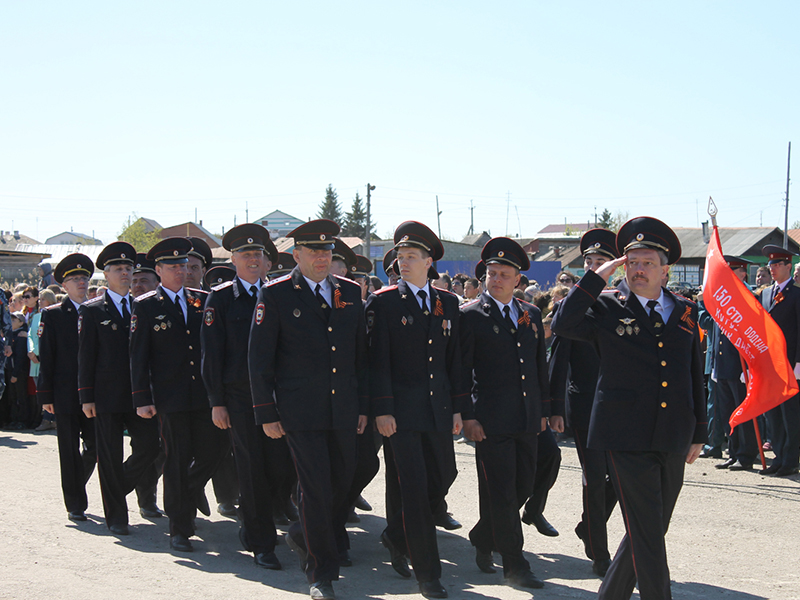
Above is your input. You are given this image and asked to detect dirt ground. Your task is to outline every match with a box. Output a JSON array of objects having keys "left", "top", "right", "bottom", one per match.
[{"left": 1, "top": 430, "right": 798, "bottom": 600}]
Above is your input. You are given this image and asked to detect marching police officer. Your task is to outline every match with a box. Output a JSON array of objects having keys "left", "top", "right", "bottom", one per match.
[
  {"left": 130, "top": 237, "right": 228, "bottom": 552},
  {"left": 759, "top": 245, "right": 800, "bottom": 476},
  {"left": 200, "top": 223, "right": 288, "bottom": 570},
  {"left": 548, "top": 228, "right": 619, "bottom": 576},
  {"left": 367, "top": 221, "right": 464, "bottom": 600},
  {"left": 248, "top": 219, "right": 368, "bottom": 600},
  {"left": 38, "top": 253, "right": 97, "bottom": 522},
  {"left": 552, "top": 217, "right": 706, "bottom": 600},
  {"left": 460, "top": 237, "right": 549, "bottom": 589},
  {"left": 78, "top": 242, "right": 161, "bottom": 535}
]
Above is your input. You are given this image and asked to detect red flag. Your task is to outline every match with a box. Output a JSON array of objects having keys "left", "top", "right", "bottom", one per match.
[{"left": 702, "top": 226, "right": 799, "bottom": 430}]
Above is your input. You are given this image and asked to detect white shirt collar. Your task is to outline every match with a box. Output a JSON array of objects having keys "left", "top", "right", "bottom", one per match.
[
  {"left": 161, "top": 287, "right": 184, "bottom": 303},
  {"left": 635, "top": 289, "right": 666, "bottom": 311},
  {"left": 106, "top": 288, "right": 130, "bottom": 306},
  {"left": 404, "top": 280, "right": 430, "bottom": 297},
  {"left": 489, "top": 294, "right": 517, "bottom": 318},
  {"left": 238, "top": 277, "right": 261, "bottom": 295}
]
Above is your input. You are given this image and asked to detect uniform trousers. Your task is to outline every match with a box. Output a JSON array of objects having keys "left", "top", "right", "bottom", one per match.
[
  {"left": 469, "top": 431, "right": 538, "bottom": 576},
  {"left": 705, "top": 377, "right": 726, "bottom": 452},
  {"left": 384, "top": 430, "right": 457, "bottom": 584},
  {"left": 345, "top": 426, "right": 381, "bottom": 517},
  {"left": 229, "top": 409, "right": 292, "bottom": 554},
  {"left": 600, "top": 450, "right": 685, "bottom": 600},
  {"left": 573, "top": 427, "right": 617, "bottom": 561},
  {"left": 286, "top": 428, "right": 357, "bottom": 584},
  {"left": 95, "top": 411, "right": 160, "bottom": 527},
  {"left": 765, "top": 390, "right": 800, "bottom": 469},
  {"left": 522, "top": 426, "right": 561, "bottom": 518},
  {"left": 716, "top": 379, "right": 758, "bottom": 466},
  {"left": 135, "top": 447, "right": 165, "bottom": 509},
  {"left": 55, "top": 411, "right": 97, "bottom": 513},
  {"left": 158, "top": 408, "right": 228, "bottom": 538}
]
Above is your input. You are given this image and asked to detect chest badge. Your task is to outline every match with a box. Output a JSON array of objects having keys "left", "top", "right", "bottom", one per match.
[
  {"left": 293, "top": 308, "right": 301, "bottom": 318},
  {"left": 101, "top": 320, "right": 111, "bottom": 326},
  {"left": 112, "top": 323, "right": 118, "bottom": 331},
  {"left": 401, "top": 316, "right": 407, "bottom": 325},
  {"left": 616, "top": 324, "right": 625, "bottom": 336},
  {"left": 493, "top": 324, "right": 500, "bottom": 334}
]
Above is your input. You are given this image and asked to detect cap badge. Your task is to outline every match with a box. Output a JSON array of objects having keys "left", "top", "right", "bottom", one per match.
[
  {"left": 121, "top": 253, "right": 126, "bottom": 258},
  {"left": 498, "top": 251, "right": 505, "bottom": 257},
  {"left": 77, "top": 264, "right": 81, "bottom": 269},
  {"left": 173, "top": 250, "right": 179, "bottom": 256},
  {"left": 351, "top": 266, "right": 356, "bottom": 271},
  {"left": 401, "top": 235, "right": 409, "bottom": 242},
  {"left": 593, "top": 243, "right": 600, "bottom": 248},
  {"left": 247, "top": 237, "right": 253, "bottom": 243},
  {"left": 320, "top": 234, "right": 326, "bottom": 240},
  {"left": 636, "top": 233, "right": 644, "bottom": 241}
]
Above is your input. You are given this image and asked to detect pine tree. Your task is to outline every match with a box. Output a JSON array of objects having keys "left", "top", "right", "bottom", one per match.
[
  {"left": 342, "top": 192, "right": 368, "bottom": 238},
  {"left": 597, "top": 208, "right": 614, "bottom": 230},
  {"left": 317, "top": 184, "right": 343, "bottom": 225}
]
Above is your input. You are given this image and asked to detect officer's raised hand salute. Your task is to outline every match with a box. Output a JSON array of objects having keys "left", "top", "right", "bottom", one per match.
[{"left": 551, "top": 217, "right": 706, "bottom": 600}]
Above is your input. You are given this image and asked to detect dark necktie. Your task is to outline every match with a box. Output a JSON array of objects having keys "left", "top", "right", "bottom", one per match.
[
  {"left": 774, "top": 284, "right": 781, "bottom": 302},
  {"left": 250, "top": 285, "right": 259, "bottom": 297},
  {"left": 418, "top": 290, "right": 429, "bottom": 315},
  {"left": 174, "top": 294, "right": 185, "bottom": 322},
  {"left": 120, "top": 296, "right": 130, "bottom": 322},
  {"left": 647, "top": 299, "right": 664, "bottom": 336},
  {"left": 503, "top": 305, "right": 515, "bottom": 331},
  {"left": 316, "top": 284, "right": 331, "bottom": 318}
]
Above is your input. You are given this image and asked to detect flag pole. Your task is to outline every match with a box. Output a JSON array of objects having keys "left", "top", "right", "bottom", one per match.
[{"left": 709, "top": 197, "right": 766, "bottom": 469}]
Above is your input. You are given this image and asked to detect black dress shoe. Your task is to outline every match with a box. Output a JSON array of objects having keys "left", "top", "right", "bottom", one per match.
[
  {"left": 254, "top": 551, "right": 282, "bottom": 570},
  {"left": 194, "top": 489, "right": 210, "bottom": 517},
  {"left": 761, "top": 463, "right": 781, "bottom": 475},
  {"left": 108, "top": 524, "right": 129, "bottom": 536},
  {"left": 592, "top": 558, "right": 612, "bottom": 577},
  {"left": 285, "top": 532, "right": 308, "bottom": 572},
  {"left": 475, "top": 548, "right": 495, "bottom": 573},
  {"left": 170, "top": 534, "right": 193, "bottom": 552},
  {"left": 310, "top": 580, "right": 335, "bottom": 600},
  {"left": 380, "top": 531, "right": 411, "bottom": 578},
  {"left": 505, "top": 570, "right": 545, "bottom": 589},
  {"left": 354, "top": 494, "right": 372, "bottom": 512},
  {"left": 346, "top": 508, "right": 361, "bottom": 524},
  {"left": 218, "top": 502, "right": 238, "bottom": 518},
  {"left": 728, "top": 460, "right": 753, "bottom": 471},
  {"left": 525, "top": 513, "right": 559, "bottom": 537},
  {"left": 68, "top": 511, "right": 87, "bottom": 522},
  {"left": 419, "top": 580, "right": 448, "bottom": 599},
  {"left": 339, "top": 549, "right": 352, "bottom": 567},
  {"left": 434, "top": 513, "right": 462, "bottom": 530},
  {"left": 774, "top": 465, "right": 800, "bottom": 477},
  {"left": 715, "top": 457, "right": 737, "bottom": 469},
  {"left": 699, "top": 447, "right": 723, "bottom": 459},
  {"left": 139, "top": 503, "right": 163, "bottom": 518}
]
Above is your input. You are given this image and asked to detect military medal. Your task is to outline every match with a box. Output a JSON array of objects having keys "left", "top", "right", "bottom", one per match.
[
  {"left": 493, "top": 325, "right": 500, "bottom": 334},
  {"left": 626, "top": 326, "right": 633, "bottom": 335},
  {"left": 633, "top": 324, "right": 640, "bottom": 335},
  {"left": 293, "top": 308, "right": 301, "bottom": 318},
  {"left": 154, "top": 325, "right": 160, "bottom": 331},
  {"left": 616, "top": 325, "right": 625, "bottom": 336},
  {"left": 101, "top": 320, "right": 111, "bottom": 326},
  {"left": 401, "top": 316, "right": 407, "bottom": 325},
  {"left": 161, "top": 322, "right": 167, "bottom": 330},
  {"left": 112, "top": 323, "right": 118, "bottom": 331},
  {"left": 407, "top": 315, "right": 413, "bottom": 325}
]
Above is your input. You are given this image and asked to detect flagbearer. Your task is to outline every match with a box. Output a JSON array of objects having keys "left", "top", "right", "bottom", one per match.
[
  {"left": 698, "top": 256, "right": 758, "bottom": 472},
  {"left": 760, "top": 245, "right": 800, "bottom": 477},
  {"left": 552, "top": 217, "right": 706, "bottom": 600}
]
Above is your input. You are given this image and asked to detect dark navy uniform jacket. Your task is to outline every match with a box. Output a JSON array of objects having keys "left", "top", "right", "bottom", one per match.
[
  {"left": 459, "top": 292, "right": 549, "bottom": 435},
  {"left": 548, "top": 322, "right": 599, "bottom": 430},
  {"left": 552, "top": 271, "right": 707, "bottom": 454},
  {"left": 698, "top": 299, "right": 744, "bottom": 381},
  {"left": 248, "top": 267, "right": 368, "bottom": 432},
  {"left": 129, "top": 286, "right": 209, "bottom": 413},
  {"left": 761, "top": 281, "right": 800, "bottom": 365},
  {"left": 78, "top": 291, "right": 133, "bottom": 413},
  {"left": 37, "top": 296, "right": 82, "bottom": 414},
  {"left": 365, "top": 280, "right": 465, "bottom": 433},
  {"left": 201, "top": 278, "right": 258, "bottom": 413}
]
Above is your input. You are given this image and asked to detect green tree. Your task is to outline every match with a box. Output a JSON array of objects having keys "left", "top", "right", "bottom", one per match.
[
  {"left": 117, "top": 214, "right": 162, "bottom": 252},
  {"left": 317, "top": 184, "right": 343, "bottom": 225},
  {"left": 342, "top": 192, "right": 377, "bottom": 239},
  {"left": 597, "top": 208, "right": 614, "bottom": 229},
  {"left": 610, "top": 210, "right": 629, "bottom": 233}
]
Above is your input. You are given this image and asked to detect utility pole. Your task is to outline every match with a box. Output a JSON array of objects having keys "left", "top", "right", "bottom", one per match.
[
  {"left": 784, "top": 142, "right": 792, "bottom": 249},
  {"left": 505, "top": 191, "right": 511, "bottom": 236},
  {"left": 436, "top": 196, "right": 442, "bottom": 239},
  {"left": 195, "top": 208, "right": 197, "bottom": 223},
  {"left": 468, "top": 200, "right": 474, "bottom": 236},
  {"left": 246, "top": 201, "right": 249, "bottom": 223},
  {"left": 594, "top": 206, "right": 598, "bottom": 227},
  {"left": 366, "top": 183, "right": 376, "bottom": 261}
]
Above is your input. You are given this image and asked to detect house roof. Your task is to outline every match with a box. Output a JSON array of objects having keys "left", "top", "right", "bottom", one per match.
[
  {"left": 537, "top": 222, "right": 596, "bottom": 235},
  {"left": 14, "top": 244, "right": 106, "bottom": 267},
  {"left": 460, "top": 232, "right": 491, "bottom": 246},
  {"left": 253, "top": 210, "right": 305, "bottom": 226},
  {"left": 673, "top": 227, "right": 800, "bottom": 259},
  {"left": 0, "top": 231, "right": 40, "bottom": 246},
  {"left": 45, "top": 231, "right": 103, "bottom": 245},
  {"left": 533, "top": 244, "right": 582, "bottom": 269},
  {"left": 138, "top": 217, "right": 162, "bottom": 232}
]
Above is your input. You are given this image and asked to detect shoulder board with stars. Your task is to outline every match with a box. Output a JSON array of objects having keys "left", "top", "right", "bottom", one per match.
[
  {"left": 84, "top": 296, "right": 104, "bottom": 306},
  {"left": 211, "top": 280, "right": 234, "bottom": 292},
  {"left": 136, "top": 290, "right": 158, "bottom": 302},
  {"left": 266, "top": 274, "right": 292, "bottom": 287},
  {"left": 373, "top": 285, "right": 398, "bottom": 296},
  {"left": 460, "top": 298, "right": 481, "bottom": 309}
]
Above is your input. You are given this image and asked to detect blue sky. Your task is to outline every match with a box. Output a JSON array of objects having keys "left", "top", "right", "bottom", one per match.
[{"left": 2, "top": 2, "right": 799, "bottom": 244}]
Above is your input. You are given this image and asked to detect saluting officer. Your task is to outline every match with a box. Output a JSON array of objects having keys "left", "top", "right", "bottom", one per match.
[
  {"left": 548, "top": 228, "right": 619, "bottom": 577},
  {"left": 367, "top": 221, "right": 465, "bottom": 600},
  {"left": 552, "top": 217, "right": 706, "bottom": 600},
  {"left": 130, "top": 237, "right": 228, "bottom": 553},
  {"left": 78, "top": 242, "right": 160, "bottom": 535},
  {"left": 459, "top": 237, "right": 549, "bottom": 590},
  {"left": 759, "top": 245, "right": 800, "bottom": 476},
  {"left": 200, "top": 223, "right": 288, "bottom": 571},
  {"left": 38, "top": 253, "right": 97, "bottom": 522},
  {"left": 248, "top": 219, "right": 368, "bottom": 600}
]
